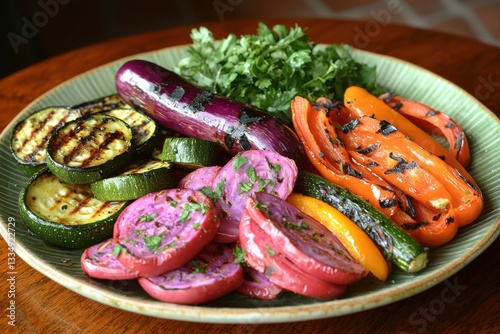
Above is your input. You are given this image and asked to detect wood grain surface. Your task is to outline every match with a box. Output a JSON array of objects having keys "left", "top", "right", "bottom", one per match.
[{"left": 1, "top": 18, "right": 499, "bottom": 334}]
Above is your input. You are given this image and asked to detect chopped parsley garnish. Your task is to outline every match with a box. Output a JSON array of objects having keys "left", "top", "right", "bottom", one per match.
[
  {"left": 232, "top": 246, "right": 247, "bottom": 265},
  {"left": 179, "top": 201, "right": 209, "bottom": 223},
  {"left": 112, "top": 243, "right": 127, "bottom": 257},
  {"left": 199, "top": 178, "right": 226, "bottom": 202},
  {"left": 238, "top": 181, "right": 253, "bottom": 194},
  {"left": 143, "top": 234, "right": 164, "bottom": 253},
  {"left": 283, "top": 220, "right": 309, "bottom": 231},
  {"left": 190, "top": 260, "right": 208, "bottom": 273},
  {"left": 246, "top": 165, "right": 258, "bottom": 182},
  {"left": 176, "top": 22, "right": 382, "bottom": 124},
  {"left": 138, "top": 213, "right": 157, "bottom": 222},
  {"left": 232, "top": 153, "right": 249, "bottom": 171},
  {"left": 265, "top": 244, "right": 275, "bottom": 256}
]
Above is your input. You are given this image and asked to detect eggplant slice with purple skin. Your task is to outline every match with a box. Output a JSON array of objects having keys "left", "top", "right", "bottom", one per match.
[
  {"left": 114, "top": 59, "right": 305, "bottom": 164},
  {"left": 205, "top": 149, "right": 298, "bottom": 243},
  {"left": 113, "top": 188, "right": 219, "bottom": 277},
  {"left": 138, "top": 243, "right": 244, "bottom": 305}
]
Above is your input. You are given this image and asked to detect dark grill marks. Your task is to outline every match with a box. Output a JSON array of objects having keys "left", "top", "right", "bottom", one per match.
[
  {"left": 384, "top": 153, "right": 417, "bottom": 175},
  {"left": 377, "top": 120, "right": 398, "bottom": 136},
  {"left": 357, "top": 143, "right": 379, "bottom": 155},
  {"left": 110, "top": 108, "right": 153, "bottom": 144},
  {"left": 426, "top": 110, "right": 439, "bottom": 117},
  {"left": 342, "top": 163, "right": 363, "bottom": 179},
  {"left": 188, "top": 91, "right": 213, "bottom": 112},
  {"left": 312, "top": 99, "right": 343, "bottom": 117},
  {"left": 454, "top": 132, "right": 464, "bottom": 154},
  {"left": 170, "top": 86, "right": 185, "bottom": 103},
  {"left": 47, "top": 183, "right": 115, "bottom": 221},
  {"left": 401, "top": 221, "right": 428, "bottom": 231},
  {"left": 81, "top": 130, "right": 126, "bottom": 168},
  {"left": 50, "top": 117, "right": 129, "bottom": 167},
  {"left": 391, "top": 100, "right": 402, "bottom": 111},
  {"left": 238, "top": 107, "right": 265, "bottom": 125},
  {"left": 15, "top": 108, "right": 76, "bottom": 157},
  {"left": 340, "top": 119, "right": 360, "bottom": 133}
]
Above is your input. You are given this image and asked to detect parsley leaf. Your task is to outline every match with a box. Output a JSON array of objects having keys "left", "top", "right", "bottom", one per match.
[
  {"left": 144, "top": 234, "right": 164, "bottom": 253},
  {"left": 176, "top": 22, "right": 383, "bottom": 124}
]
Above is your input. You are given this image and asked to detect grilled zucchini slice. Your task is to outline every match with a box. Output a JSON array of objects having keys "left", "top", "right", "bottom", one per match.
[
  {"left": 73, "top": 93, "right": 126, "bottom": 115},
  {"left": 99, "top": 106, "right": 160, "bottom": 158},
  {"left": 18, "top": 168, "right": 128, "bottom": 249},
  {"left": 46, "top": 114, "right": 135, "bottom": 184},
  {"left": 158, "top": 137, "right": 225, "bottom": 170},
  {"left": 10, "top": 106, "right": 82, "bottom": 176},
  {"left": 90, "top": 159, "right": 178, "bottom": 201}
]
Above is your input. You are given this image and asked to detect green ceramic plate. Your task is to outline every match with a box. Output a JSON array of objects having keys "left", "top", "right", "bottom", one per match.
[{"left": 0, "top": 45, "right": 498, "bottom": 324}]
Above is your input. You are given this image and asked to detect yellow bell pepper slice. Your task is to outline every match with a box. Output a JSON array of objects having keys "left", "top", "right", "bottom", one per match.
[{"left": 286, "top": 193, "right": 389, "bottom": 281}]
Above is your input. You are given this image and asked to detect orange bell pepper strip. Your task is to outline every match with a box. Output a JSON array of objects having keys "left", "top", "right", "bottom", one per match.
[
  {"left": 379, "top": 92, "right": 471, "bottom": 168},
  {"left": 310, "top": 98, "right": 399, "bottom": 189},
  {"left": 338, "top": 115, "right": 483, "bottom": 227},
  {"left": 291, "top": 96, "right": 398, "bottom": 217},
  {"left": 286, "top": 193, "right": 389, "bottom": 281},
  {"left": 344, "top": 86, "right": 478, "bottom": 189},
  {"left": 390, "top": 203, "right": 459, "bottom": 247},
  {"left": 338, "top": 120, "right": 453, "bottom": 211}
]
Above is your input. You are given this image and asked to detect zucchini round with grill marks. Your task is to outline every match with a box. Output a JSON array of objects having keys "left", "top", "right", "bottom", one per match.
[
  {"left": 158, "top": 137, "right": 225, "bottom": 169},
  {"left": 90, "top": 159, "right": 178, "bottom": 201},
  {"left": 99, "top": 106, "right": 160, "bottom": 158},
  {"left": 46, "top": 114, "right": 135, "bottom": 184},
  {"left": 18, "top": 168, "right": 128, "bottom": 249},
  {"left": 73, "top": 93, "right": 126, "bottom": 115},
  {"left": 10, "top": 106, "right": 82, "bottom": 176}
]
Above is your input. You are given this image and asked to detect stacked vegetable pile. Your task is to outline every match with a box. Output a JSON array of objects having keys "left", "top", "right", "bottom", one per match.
[{"left": 10, "top": 23, "right": 482, "bottom": 305}]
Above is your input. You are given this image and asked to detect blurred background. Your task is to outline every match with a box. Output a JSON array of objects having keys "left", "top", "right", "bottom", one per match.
[{"left": 1, "top": 0, "right": 499, "bottom": 79}]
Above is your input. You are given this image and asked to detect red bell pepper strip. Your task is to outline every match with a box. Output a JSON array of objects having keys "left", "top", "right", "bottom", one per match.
[
  {"left": 379, "top": 92, "right": 471, "bottom": 167},
  {"left": 291, "top": 96, "right": 398, "bottom": 217}
]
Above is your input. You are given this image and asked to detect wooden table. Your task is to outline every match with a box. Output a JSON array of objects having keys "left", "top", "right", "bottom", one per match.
[{"left": 1, "top": 18, "right": 498, "bottom": 334}]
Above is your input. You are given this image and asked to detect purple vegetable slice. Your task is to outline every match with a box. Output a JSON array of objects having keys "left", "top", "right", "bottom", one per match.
[
  {"left": 113, "top": 188, "right": 219, "bottom": 277},
  {"left": 247, "top": 193, "right": 365, "bottom": 285},
  {"left": 138, "top": 243, "right": 243, "bottom": 305},
  {"left": 114, "top": 59, "right": 305, "bottom": 163},
  {"left": 81, "top": 238, "right": 139, "bottom": 280},
  {"left": 239, "top": 206, "right": 346, "bottom": 299},
  {"left": 178, "top": 166, "right": 221, "bottom": 190},
  {"left": 237, "top": 266, "right": 284, "bottom": 300},
  {"left": 210, "top": 150, "right": 298, "bottom": 243}
]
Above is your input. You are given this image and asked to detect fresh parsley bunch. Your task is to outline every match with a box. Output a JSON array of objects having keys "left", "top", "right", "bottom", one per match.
[{"left": 176, "top": 22, "right": 381, "bottom": 124}]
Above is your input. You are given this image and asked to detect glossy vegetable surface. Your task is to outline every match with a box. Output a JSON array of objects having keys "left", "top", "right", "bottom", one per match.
[
  {"left": 113, "top": 188, "right": 219, "bottom": 277},
  {"left": 294, "top": 170, "right": 428, "bottom": 273},
  {"left": 286, "top": 193, "right": 388, "bottom": 281},
  {"left": 239, "top": 198, "right": 346, "bottom": 299},
  {"left": 246, "top": 192, "right": 365, "bottom": 285},
  {"left": 81, "top": 238, "right": 139, "bottom": 280},
  {"left": 138, "top": 243, "right": 243, "bottom": 305},
  {"left": 291, "top": 95, "right": 397, "bottom": 216},
  {"left": 379, "top": 92, "right": 471, "bottom": 167},
  {"left": 343, "top": 86, "right": 477, "bottom": 186},
  {"left": 115, "top": 59, "right": 305, "bottom": 163}
]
